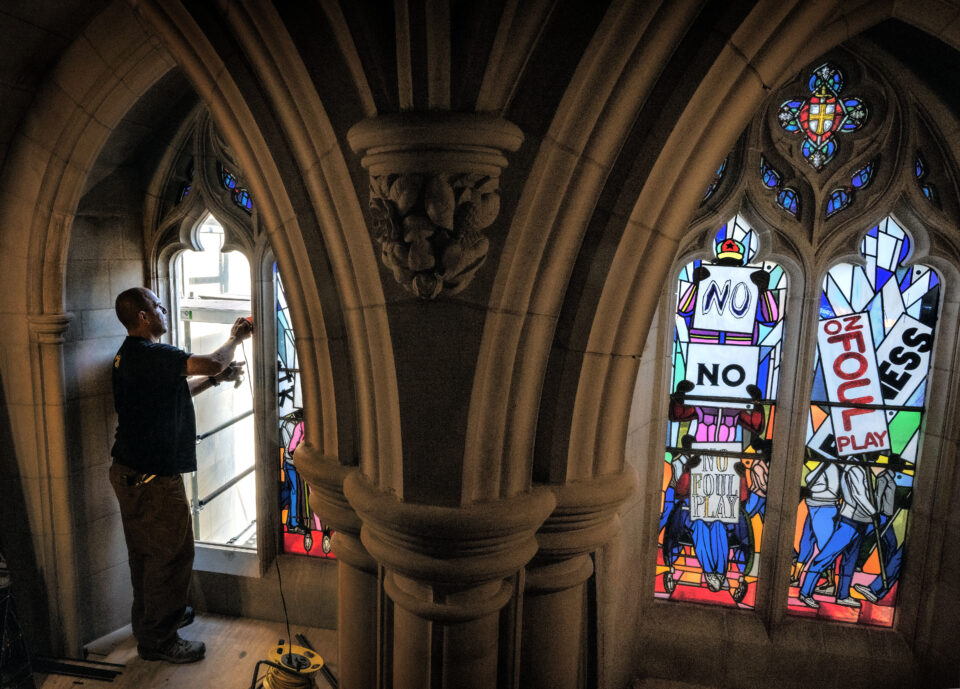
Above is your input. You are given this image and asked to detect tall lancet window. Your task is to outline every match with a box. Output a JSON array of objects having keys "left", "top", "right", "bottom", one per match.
[
  {"left": 656, "top": 215, "right": 788, "bottom": 608},
  {"left": 788, "top": 218, "right": 940, "bottom": 626}
]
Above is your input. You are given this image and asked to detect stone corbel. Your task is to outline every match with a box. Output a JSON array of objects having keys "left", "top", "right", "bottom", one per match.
[{"left": 348, "top": 112, "right": 523, "bottom": 299}]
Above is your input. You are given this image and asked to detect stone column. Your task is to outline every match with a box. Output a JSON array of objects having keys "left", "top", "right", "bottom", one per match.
[
  {"left": 520, "top": 467, "right": 638, "bottom": 689},
  {"left": 297, "top": 447, "right": 379, "bottom": 689},
  {"left": 344, "top": 471, "right": 556, "bottom": 689},
  {"left": 26, "top": 312, "right": 81, "bottom": 656}
]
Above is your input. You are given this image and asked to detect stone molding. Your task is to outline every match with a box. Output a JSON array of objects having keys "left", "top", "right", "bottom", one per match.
[
  {"left": 27, "top": 313, "right": 75, "bottom": 344},
  {"left": 535, "top": 465, "right": 639, "bottom": 563},
  {"left": 348, "top": 112, "right": 523, "bottom": 299},
  {"left": 343, "top": 471, "right": 555, "bottom": 587},
  {"left": 385, "top": 572, "right": 513, "bottom": 624},
  {"left": 294, "top": 443, "right": 362, "bottom": 537}
]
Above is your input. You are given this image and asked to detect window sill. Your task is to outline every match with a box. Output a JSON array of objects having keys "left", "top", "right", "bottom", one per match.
[{"left": 193, "top": 542, "right": 261, "bottom": 578}]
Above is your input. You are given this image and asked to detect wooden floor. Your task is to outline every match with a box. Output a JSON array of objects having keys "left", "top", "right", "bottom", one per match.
[{"left": 33, "top": 613, "right": 338, "bottom": 689}]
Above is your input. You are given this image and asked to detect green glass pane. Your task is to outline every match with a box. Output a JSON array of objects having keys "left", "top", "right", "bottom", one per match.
[{"left": 888, "top": 411, "right": 922, "bottom": 454}]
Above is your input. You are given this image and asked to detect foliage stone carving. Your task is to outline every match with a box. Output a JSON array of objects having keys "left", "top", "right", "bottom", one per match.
[{"left": 369, "top": 172, "right": 501, "bottom": 299}]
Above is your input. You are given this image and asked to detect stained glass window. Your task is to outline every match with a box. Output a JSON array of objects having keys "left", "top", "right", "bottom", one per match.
[
  {"left": 758, "top": 157, "right": 799, "bottom": 217},
  {"left": 656, "top": 215, "right": 788, "bottom": 608},
  {"left": 219, "top": 162, "right": 238, "bottom": 190},
  {"left": 777, "top": 188, "right": 799, "bottom": 216},
  {"left": 825, "top": 189, "right": 852, "bottom": 217},
  {"left": 778, "top": 63, "right": 868, "bottom": 170},
  {"left": 825, "top": 161, "right": 876, "bottom": 218},
  {"left": 217, "top": 161, "right": 255, "bottom": 214},
  {"left": 235, "top": 189, "right": 253, "bottom": 214},
  {"left": 177, "top": 160, "right": 194, "bottom": 204},
  {"left": 702, "top": 157, "right": 728, "bottom": 204},
  {"left": 760, "top": 157, "right": 781, "bottom": 189},
  {"left": 851, "top": 161, "right": 875, "bottom": 189},
  {"left": 787, "top": 217, "right": 939, "bottom": 626},
  {"left": 276, "top": 265, "right": 335, "bottom": 558},
  {"left": 915, "top": 153, "right": 938, "bottom": 206}
]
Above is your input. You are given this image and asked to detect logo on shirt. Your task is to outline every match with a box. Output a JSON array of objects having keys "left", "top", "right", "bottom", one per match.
[{"left": 114, "top": 354, "right": 121, "bottom": 369}]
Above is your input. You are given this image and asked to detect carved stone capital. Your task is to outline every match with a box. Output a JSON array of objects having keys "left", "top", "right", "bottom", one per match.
[
  {"left": 535, "top": 465, "right": 639, "bottom": 564},
  {"left": 348, "top": 112, "right": 523, "bottom": 299},
  {"left": 343, "top": 472, "right": 555, "bottom": 588},
  {"left": 28, "top": 313, "right": 74, "bottom": 344}
]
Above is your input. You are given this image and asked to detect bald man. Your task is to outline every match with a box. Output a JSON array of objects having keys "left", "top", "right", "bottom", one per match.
[{"left": 109, "top": 287, "right": 252, "bottom": 663}]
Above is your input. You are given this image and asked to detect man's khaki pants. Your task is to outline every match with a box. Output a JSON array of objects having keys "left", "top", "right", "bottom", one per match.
[{"left": 109, "top": 463, "right": 194, "bottom": 650}]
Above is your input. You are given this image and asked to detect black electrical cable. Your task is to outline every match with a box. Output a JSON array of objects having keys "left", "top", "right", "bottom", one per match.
[{"left": 275, "top": 556, "right": 293, "bottom": 672}]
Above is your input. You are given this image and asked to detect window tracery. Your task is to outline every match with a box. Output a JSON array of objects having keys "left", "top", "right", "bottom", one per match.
[{"left": 652, "top": 47, "right": 960, "bottom": 628}]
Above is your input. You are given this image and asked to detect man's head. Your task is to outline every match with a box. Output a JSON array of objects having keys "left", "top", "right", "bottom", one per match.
[{"left": 115, "top": 287, "right": 168, "bottom": 340}]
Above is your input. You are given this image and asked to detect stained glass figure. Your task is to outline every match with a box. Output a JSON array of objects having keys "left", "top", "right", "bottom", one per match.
[
  {"left": 702, "top": 157, "right": 728, "bottom": 204},
  {"left": 778, "top": 64, "right": 868, "bottom": 170},
  {"left": 787, "top": 217, "right": 939, "bottom": 626},
  {"left": 656, "top": 214, "right": 788, "bottom": 609},
  {"left": 276, "top": 265, "right": 335, "bottom": 558},
  {"left": 825, "top": 189, "right": 852, "bottom": 217},
  {"left": 777, "top": 188, "right": 799, "bottom": 217}
]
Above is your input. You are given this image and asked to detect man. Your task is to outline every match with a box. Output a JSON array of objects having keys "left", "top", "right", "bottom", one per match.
[
  {"left": 853, "top": 455, "right": 910, "bottom": 605},
  {"left": 791, "top": 452, "right": 841, "bottom": 591},
  {"left": 798, "top": 457, "right": 878, "bottom": 609},
  {"left": 109, "top": 286, "right": 253, "bottom": 663}
]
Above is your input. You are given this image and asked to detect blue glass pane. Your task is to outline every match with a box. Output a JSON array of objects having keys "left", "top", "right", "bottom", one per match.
[
  {"left": 235, "top": 188, "right": 253, "bottom": 213},
  {"left": 825, "top": 188, "right": 851, "bottom": 217},
  {"left": 702, "top": 157, "right": 728, "bottom": 203},
  {"left": 777, "top": 188, "right": 798, "bottom": 216},
  {"left": 761, "top": 157, "right": 781, "bottom": 189},
  {"left": 220, "top": 164, "right": 238, "bottom": 190},
  {"left": 851, "top": 162, "right": 875, "bottom": 189}
]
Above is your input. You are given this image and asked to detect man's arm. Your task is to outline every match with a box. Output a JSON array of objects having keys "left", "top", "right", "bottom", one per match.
[
  {"left": 185, "top": 317, "right": 253, "bottom": 378},
  {"left": 187, "top": 361, "right": 245, "bottom": 396}
]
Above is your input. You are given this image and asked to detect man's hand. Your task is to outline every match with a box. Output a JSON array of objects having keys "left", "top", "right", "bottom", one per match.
[
  {"left": 231, "top": 317, "right": 254, "bottom": 341},
  {"left": 221, "top": 361, "right": 246, "bottom": 388}
]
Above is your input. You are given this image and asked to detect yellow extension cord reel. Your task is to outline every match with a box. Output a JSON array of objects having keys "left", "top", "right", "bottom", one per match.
[{"left": 251, "top": 642, "right": 325, "bottom": 689}]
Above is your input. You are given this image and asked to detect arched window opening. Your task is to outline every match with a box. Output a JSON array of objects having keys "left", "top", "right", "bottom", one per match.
[
  {"left": 175, "top": 213, "right": 257, "bottom": 548},
  {"left": 656, "top": 215, "right": 788, "bottom": 608},
  {"left": 640, "top": 47, "right": 960, "bottom": 636},
  {"left": 788, "top": 217, "right": 940, "bottom": 626}
]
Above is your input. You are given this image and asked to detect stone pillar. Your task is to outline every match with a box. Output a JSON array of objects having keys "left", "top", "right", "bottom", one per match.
[
  {"left": 26, "top": 312, "right": 81, "bottom": 656},
  {"left": 344, "top": 471, "right": 556, "bottom": 689},
  {"left": 520, "top": 467, "right": 638, "bottom": 689},
  {"left": 297, "top": 447, "right": 379, "bottom": 689}
]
